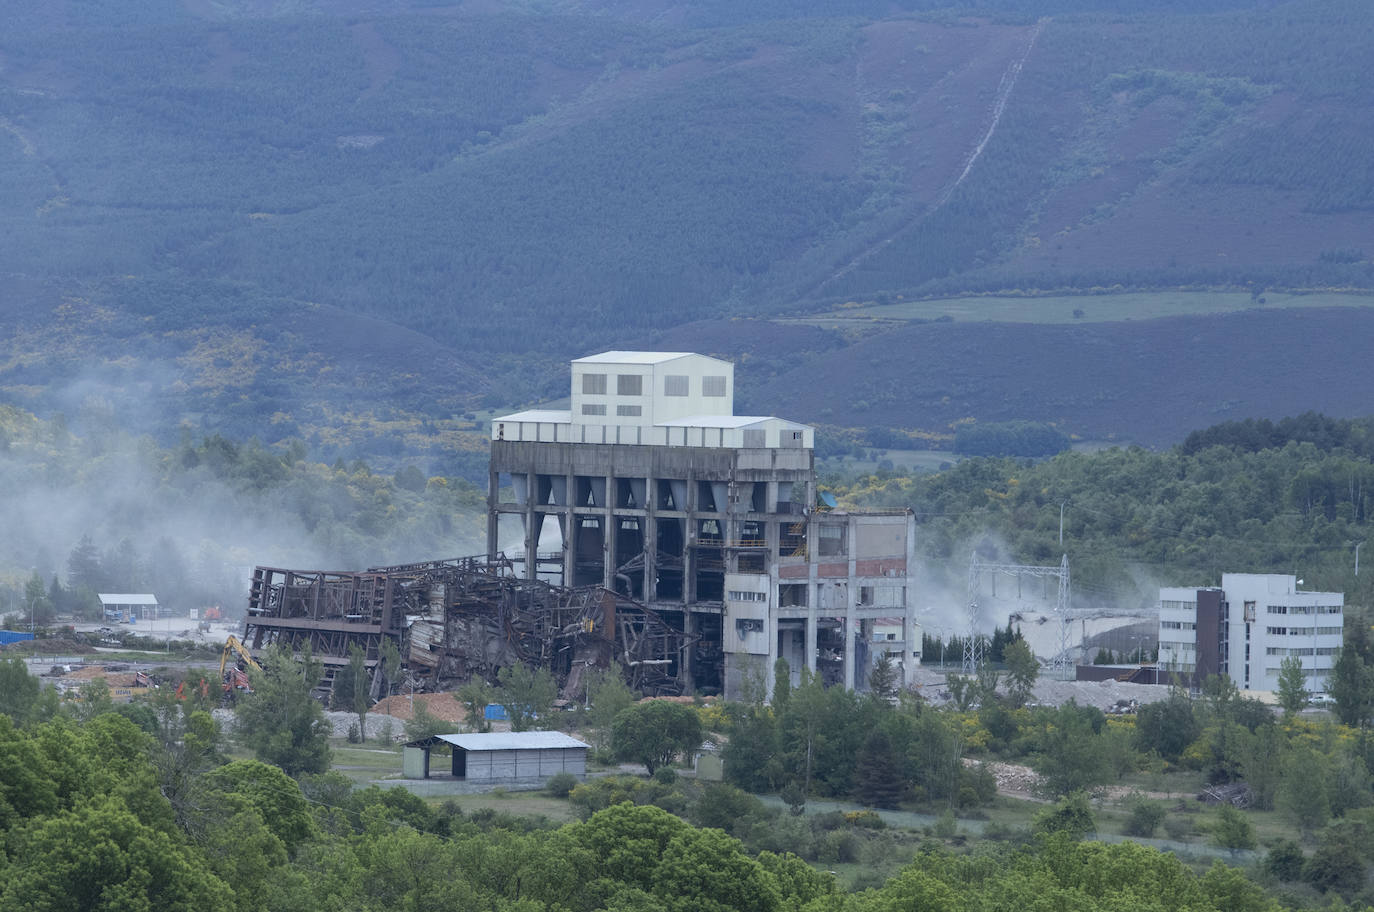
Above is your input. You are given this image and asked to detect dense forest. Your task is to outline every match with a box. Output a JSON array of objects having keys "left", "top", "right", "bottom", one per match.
[
  {"left": 822, "top": 413, "right": 1374, "bottom": 609},
  {"left": 2, "top": 0, "right": 1372, "bottom": 465}
]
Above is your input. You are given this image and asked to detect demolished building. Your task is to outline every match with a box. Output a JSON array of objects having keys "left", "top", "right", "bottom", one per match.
[{"left": 242, "top": 351, "right": 920, "bottom": 702}]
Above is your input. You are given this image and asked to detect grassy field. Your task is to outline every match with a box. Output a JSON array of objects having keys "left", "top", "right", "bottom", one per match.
[{"left": 795, "top": 291, "right": 1374, "bottom": 327}]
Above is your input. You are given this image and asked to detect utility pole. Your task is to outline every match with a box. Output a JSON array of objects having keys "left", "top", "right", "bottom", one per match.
[
  {"left": 1357, "top": 541, "right": 1365, "bottom": 576},
  {"left": 1059, "top": 502, "right": 1066, "bottom": 545}
]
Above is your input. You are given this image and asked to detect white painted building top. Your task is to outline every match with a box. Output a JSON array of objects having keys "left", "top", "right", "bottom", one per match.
[
  {"left": 431, "top": 731, "right": 589, "bottom": 752},
  {"left": 492, "top": 351, "right": 812, "bottom": 450},
  {"left": 573, "top": 351, "right": 710, "bottom": 365}
]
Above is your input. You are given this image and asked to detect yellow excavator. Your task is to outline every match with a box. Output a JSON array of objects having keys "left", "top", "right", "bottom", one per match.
[{"left": 219, "top": 635, "right": 261, "bottom": 696}]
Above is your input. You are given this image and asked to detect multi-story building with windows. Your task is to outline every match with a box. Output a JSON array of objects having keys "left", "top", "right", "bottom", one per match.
[
  {"left": 488, "top": 351, "right": 919, "bottom": 700},
  {"left": 1158, "top": 573, "right": 1343, "bottom": 693}
]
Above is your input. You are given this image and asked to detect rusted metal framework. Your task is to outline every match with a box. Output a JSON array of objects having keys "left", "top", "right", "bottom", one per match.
[{"left": 243, "top": 553, "right": 692, "bottom": 699}]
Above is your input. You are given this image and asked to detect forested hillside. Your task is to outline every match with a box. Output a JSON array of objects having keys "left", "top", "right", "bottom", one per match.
[
  {"left": 824, "top": 414, "right": 1374, "bottom": 618},
  {"left": 2, "top": 0, "right": 1371, "bottom": 463}
]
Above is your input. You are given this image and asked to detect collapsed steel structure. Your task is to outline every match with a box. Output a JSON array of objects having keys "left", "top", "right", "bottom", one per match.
[{"left": 244, "top": 553, "right": 693, "bottom": 699}]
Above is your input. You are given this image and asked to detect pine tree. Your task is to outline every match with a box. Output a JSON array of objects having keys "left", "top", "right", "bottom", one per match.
[{"left": 854, "top": 730, "right": 905, "bottom": 809}]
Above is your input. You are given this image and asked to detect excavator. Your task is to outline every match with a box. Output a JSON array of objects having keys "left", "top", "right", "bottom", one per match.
[{"left": 219, "top": 635, "right": 262, "bottom": 698}]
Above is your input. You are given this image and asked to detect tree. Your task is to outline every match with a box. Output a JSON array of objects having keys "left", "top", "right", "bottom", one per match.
[
  {"left": 772, "top": 657, "right": 791, "bottom": 709},
  {"left": 1330, "top": 645, "right": 1374, "bottom": 727},
  {"left": 331, "top": 644, "right": 370, "bottom": 741},
  {"left": 1032, "top": 792, "right": 1096, "bottom": 840},
  {"left": 234, "top": 642, "right": 331, "bottom": 776},
  {"left": 0, "top": 656, "right": 40, "bottom": 724},
  {"left": 866, "top": 654, "right": 899, "bottom": 701},
  {"left": 853, "top": 729, "right": 905, "bottom": 809},
  {"left": 24, "top": 571, "right": 54, "bottom": 627},
  {"left": 584, "top": 664, "right": 635, "bottom": 753},
  {"left": 1210, "top": 803, "right": 1256, "bottom": 852},
  {"left": 1033, "top": 702, "right": 1112, "bottom": 797},
  {"left": 1278, "top": 745, "right": 1330, "bottom": 836},
  {"left": 0, "top": 796, "right": 233, "bottom": 912},
  {"left": 1276, "top": 656, "right": 1309, "bottom": 716},
  {"left": 456, "top": 678, "right": 495, "bottom": 733},
  {"left": 1134, "top": 688, "right": 1199, "bottom": 762},
  {"left": 1003, "top": 638, "right": 1039, "bottom": 708},
  {"left": 66, "top": 534, "right": 103, "bottom": 593},
  {"left": 496, "top": 663, "right": 557, "bottom": 732},
  {"left": 379, "top": 636, "right": 401, "bottom": 697},
  {"left": 612, "top": 701, "right": 703, "bottom": 775}
]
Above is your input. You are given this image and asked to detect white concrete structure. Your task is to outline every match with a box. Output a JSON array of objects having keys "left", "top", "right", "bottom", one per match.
[
  {"left": 1158, "top": 573, "right": 1343, "bottom": 693},
  {"left": 492, "top": 351, "right": 813, "bottom": 449}
]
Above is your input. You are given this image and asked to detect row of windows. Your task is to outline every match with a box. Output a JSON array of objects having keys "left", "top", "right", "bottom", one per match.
[
  {"left": 1161, "top": 620, "right": 1197, "bottom": 630},
  {"left": 582, "top": 373, "right": 727, "bottom": 398},
  {"left": 1160, "top": 600, "right": 1196, "bottom": 612},
  {"left": 728, "top": 591, "right": 767, "bottom": 602},
  {"left": 1266, "top": 626, "right": 1341, "bottom": 636},
  {"left": 1265, "top": 646, "right": 1340, "bottom": 656},
  {"left": 1267, "top": 605, "right": 1343, "bottom": 615},
  {"left": 581, "top": 404, "right": 645, "bottom": 416}
]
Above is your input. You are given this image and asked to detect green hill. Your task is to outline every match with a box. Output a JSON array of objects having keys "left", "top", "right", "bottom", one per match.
[{"left": 1, "top": 0, "right": 1372, "bottom": 463}]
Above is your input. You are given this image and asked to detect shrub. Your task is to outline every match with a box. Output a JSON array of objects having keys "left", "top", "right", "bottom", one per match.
[
  {"left": 545, "top": 772, "right": 578, "bottom": 798},
  {"left": 1123, "top": 797, "right": 1167, "bottom": 837}
]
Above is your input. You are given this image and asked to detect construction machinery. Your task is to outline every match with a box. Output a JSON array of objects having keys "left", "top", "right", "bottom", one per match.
[{"left": 219, "top": 635, "right": 261, "bottom": 695}]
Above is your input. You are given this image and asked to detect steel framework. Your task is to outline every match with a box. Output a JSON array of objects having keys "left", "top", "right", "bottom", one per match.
[
  {"left": 964, "top": 554, "right": 1070, "bottom": 676},
  {"left": 243, "top": 552, "right": 694, "bottom": 700}
]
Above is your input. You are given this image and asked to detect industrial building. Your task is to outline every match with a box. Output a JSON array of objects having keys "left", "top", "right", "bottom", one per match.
[
  {"left": 402, "top": 731, "right": 589, "bottom": 783},
  {"left": 488, "top": 351, "right": 919, "bottom": 700},
  {"left": 1158, "top": 573, "right": 1344, "bottom": 693}
]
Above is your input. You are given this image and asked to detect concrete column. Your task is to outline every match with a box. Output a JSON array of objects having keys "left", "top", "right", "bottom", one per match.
[
  {"left": 805, "top": 605, "right": 817, "bottom": 677},
  {"left": 524, "top": 470, "right": 538, "bottom": 580},
  {"left": 563, "top": 468, "right": 576, "bottom": 589},
  {"left": 845, "top": 534, "right": 859, "bottom": 690},
  {"left": 644, "top": 471, "right": 657, "bottom": 602},
  {"left": 681, "top": 611, "right": 695, "bottom": 694},
  {"left": 602, "top": 471, "right": 616, "bottom": 591},
  {"left": 486, "top": 465, "right": 499, "bottom": 562},
  {"left": 683, "top": 469, "right": 696, "bottom": 605}
]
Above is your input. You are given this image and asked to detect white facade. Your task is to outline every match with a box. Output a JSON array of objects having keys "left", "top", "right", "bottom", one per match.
[
  {"left": 1158, "top": 586, "right": 1203, "bottom": 675},
  {"left": 1158, "top": 574, "right": 1343, "bottom": 693},
  {"left": 492, "top": 350, "right": 812, "bottom": 450},
  {"left": 570, "top": 351, "right": 734, "bottom": 428}
]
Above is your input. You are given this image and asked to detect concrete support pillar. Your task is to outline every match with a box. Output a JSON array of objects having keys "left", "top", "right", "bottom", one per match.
[
  {"left": 682, "top": 611, "right": 695, "bottom": 694},
  {"left": 486, "top": 466, "right": 499, "bottom": 562},
  {"left": 602, "top": 471, "right": 616, "bottom": 591},
  {"left": 563, "top": 468, "right": 576, "bottom": 589},
  {"left": 523, "top": 470, "right": 538, "bottom": 580},
  {"left": 644, "top": 471, "right": 657, "bottom": 602},
  {"left": 805, "top": 607, "right": 817, "bottom": 677},
  {"left": 683, "top": 469, "right": 696, "bottom": 606}
]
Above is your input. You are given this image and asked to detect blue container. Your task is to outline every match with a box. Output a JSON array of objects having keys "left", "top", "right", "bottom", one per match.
[
  {"left": 484, "top": 703, "right": 509, "bottom": 721},
  {"left": 0, "top": 631, "right": 35, "bottom": 645}
]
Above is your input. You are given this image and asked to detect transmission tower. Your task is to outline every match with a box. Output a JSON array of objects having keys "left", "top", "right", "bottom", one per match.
[{"left": 964, "top": 554, "right": 1070, "bottom": 676}]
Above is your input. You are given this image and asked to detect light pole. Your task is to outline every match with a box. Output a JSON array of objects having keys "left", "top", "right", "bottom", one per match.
[
  {"left": 1356, "top": 541, "right": 1365, "bottom": 576},
  {"left": 1059, "top": 503, "right": 1067, "bottom": 545}
]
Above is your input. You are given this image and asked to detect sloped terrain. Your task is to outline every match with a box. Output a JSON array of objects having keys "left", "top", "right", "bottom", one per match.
[{"left": 1, "top": 0, "right": 1371, "bottom": 461}]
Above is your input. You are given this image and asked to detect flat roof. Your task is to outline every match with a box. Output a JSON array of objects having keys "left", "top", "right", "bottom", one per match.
[
  {"left": 495, "top": 409, "right": 572, "bottom": 423},
  {"left": 408, "top": 731, "right": 590, "bottom": 751},
  {"left": 98, "top": 594, "right": 159, "bottom": 605},
  {"left": 573, "top": 350, "right": 721, "bottom": 365},
  {"left": 655, "top": 415, "right": 808, "bottom": 429}
]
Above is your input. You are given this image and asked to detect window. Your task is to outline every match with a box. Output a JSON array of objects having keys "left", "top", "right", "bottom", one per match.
[
  {"left": 617, "top": 374, "right": 642, "bottom": 396},
  {"left": 702, "top": 375, "right": 727, "bottom": 397},
  {"left": 1266, "top": 626, "right": 1287, "bottom": 636},
  {"left": 664, "top": 375, "right": 689, "bottom": 396},
  {"left": 582, "top": 373, "right": 607, "bottom": 395},
  {"left": 616, "top": 405, "right": 642, "bottom": 417},
  {"left": 728, "top": 590, "right": 766, "bottom": 602},
  {"left": 581, "top": 404, "right": 606, "bottom": 416}
]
